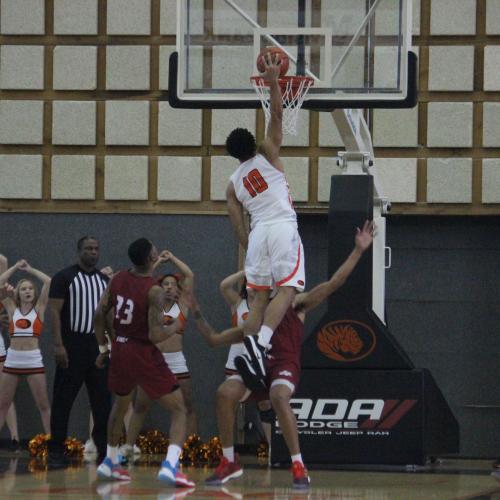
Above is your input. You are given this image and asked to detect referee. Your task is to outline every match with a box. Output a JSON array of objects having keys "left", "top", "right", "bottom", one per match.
[{"left": 47, "top": 236, "right": 111, "bottom": 463}]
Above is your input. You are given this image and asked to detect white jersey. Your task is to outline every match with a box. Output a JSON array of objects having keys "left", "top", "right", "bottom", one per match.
[
  {"left": 225, "top": 299, "right": 249, "bottom": 373},
  {"left": 233, "top": 299, "right": 249, "bottom": 328},
  {"left": 163, "top": 302, "right": 186, "bottom": 335},
  {"left": 229, "top": 154, "right": 296, "bottom": 229}
]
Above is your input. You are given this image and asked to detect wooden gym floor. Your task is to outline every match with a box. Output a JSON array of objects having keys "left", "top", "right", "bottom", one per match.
[{"left": 0, "top": 450, "right": 499, "bottom": 499}]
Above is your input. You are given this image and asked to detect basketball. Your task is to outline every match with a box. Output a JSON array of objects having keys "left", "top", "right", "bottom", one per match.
[{"left": 256, "top": 47, "right": 289, "bottom": 77}]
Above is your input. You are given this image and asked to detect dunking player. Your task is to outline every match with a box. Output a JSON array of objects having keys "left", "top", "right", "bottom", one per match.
[
  {"left": 93, "top": 238, "right": 194, "bottom": 487},
  {"left": 192, "top": 221, "right": 374, "bottom": 489},
  {"left": 226, "top": 51, "right": 303, "bottom": 390}
]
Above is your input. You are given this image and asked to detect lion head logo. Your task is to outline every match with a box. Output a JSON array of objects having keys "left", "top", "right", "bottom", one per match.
[{"left": 317, "top": 320, "right": 376, "bottom": 362}]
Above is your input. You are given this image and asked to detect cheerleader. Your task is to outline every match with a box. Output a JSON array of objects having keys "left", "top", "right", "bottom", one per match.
[{"left": 0, "top": 259, "right": 51, "bottom": 435}]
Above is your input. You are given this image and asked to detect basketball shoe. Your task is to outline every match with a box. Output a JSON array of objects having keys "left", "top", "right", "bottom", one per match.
[
  {"left": 157, "top": 460, "right": 195, "bottom": 487},
  {"left": 205, "top": 455, "right": 243, "bottom": 485},
  {"left": 84, "top": 438, "right": 97, "bottom": 454},
  {"left": 243, "top": 335, "right": 267, "bottom": 380},
  {"left": 291, "top": 461, "right": 310, "bottom": 489},
  {"left": 234, "top": 354, "right": 266, "bottom": 392},
  {"left": 96, "top": 457, "right": 131, "bottom": 481}
]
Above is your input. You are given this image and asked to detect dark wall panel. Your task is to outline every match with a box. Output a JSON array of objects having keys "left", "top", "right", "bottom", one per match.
[{"left": 385, "top": 216, "right": 500, "bottom": 458}]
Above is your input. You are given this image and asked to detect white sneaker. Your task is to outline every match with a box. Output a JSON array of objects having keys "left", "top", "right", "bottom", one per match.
[
  {"left": 118, "top": 444, "right": 133, "bottom": 456},
  {"left": 157, "top": 460, "right": 195, "bottom": 487},
  {"left": 84, "top": 438, "right": 97, "bottom": 454},
  {"left": 96, "top": 457, "right": 131, "bottom": 481}
]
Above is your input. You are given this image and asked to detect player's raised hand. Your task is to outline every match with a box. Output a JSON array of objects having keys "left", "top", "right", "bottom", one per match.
[
  {"left": 355, "top": 220, "right": 375, "bottom": 251},
  {"left": 261, "top": 52, "right": 282, "bottom": 82}
]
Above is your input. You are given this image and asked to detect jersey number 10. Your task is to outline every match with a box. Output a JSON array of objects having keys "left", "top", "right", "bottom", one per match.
[{"left": 243, "top": 168, "right": 268, "bottom": 198}]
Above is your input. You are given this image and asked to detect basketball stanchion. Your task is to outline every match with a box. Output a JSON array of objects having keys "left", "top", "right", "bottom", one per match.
[{"left": 251, "top": 75, "right": 314, "bottom": 135}]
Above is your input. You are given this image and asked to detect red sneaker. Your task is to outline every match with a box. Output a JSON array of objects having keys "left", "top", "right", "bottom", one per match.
[
  {"left": 174, "top": 470, "right": 195, "bottom": 488},
  {"left": 205, "top": 455, "right": 243, "bottom": 485},
  {"left": 291, "top": 461, "right": 310, "bottom": 489}
]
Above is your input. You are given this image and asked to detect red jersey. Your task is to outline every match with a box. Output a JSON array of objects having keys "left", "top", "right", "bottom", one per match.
[
  {"left": 110, "top": 270, "right": 156, "bottom": 341},
  {"left": 268, "top": 306, "right": 304, "bottom": 359},
  {"left": 249, "top": 306, "right": 304, "bottom": 402}
]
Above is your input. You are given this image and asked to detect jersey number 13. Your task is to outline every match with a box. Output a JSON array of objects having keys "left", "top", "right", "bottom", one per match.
[{"left": 115, "top": 295, "right": 134, "bottom": 325}]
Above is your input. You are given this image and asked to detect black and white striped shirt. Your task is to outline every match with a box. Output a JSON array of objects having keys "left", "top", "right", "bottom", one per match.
[{"left": 49, "top": 264, "right": 109, "bottom": 334}]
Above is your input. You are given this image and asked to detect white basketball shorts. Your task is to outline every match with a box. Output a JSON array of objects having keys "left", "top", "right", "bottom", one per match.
[
  {"left": 245, "top": 221, "right": 305, "bottom": 292},
  {"left": 225, "top": 342, "right": 246, "bottom": 374}
]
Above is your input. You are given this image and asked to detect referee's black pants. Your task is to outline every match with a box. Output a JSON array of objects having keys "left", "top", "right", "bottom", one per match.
[{"left": 49, "top": 333, "right": 111, "bottom": 457}]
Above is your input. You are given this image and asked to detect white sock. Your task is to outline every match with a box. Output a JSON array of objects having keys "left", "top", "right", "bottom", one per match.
[
  {"left": 222, "top": 447, "right": 235, "bottom": 462},
  {"left": 291, "top": 453, "right": 303, "bottom": 465},
  {"left": 165, "top": 444, "right": 182, "bottom": 469},
  {"left": 107, "top": 445, "right": 119, "bottom": 465},
  {"left": 258, "top": 325, "right": 273, "bottom": 346}
]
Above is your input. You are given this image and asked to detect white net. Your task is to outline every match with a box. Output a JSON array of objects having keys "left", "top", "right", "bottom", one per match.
[{"left": 251, "top": 76, "right": 314, "bottom": 136}]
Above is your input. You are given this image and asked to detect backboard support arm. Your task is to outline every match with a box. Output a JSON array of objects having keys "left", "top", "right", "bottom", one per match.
[{"left": 331, "top": 109, "right": 390, "bottom": 324}]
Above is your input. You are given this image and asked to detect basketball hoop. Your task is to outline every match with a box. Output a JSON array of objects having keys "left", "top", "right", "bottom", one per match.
[{"left": 251, "top": 75, "right": 314, "bottom": 136}]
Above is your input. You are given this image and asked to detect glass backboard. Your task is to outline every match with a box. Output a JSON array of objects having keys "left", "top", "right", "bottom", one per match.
[{"left": 169, "top": 0, "right": 417, "bottom": 109}]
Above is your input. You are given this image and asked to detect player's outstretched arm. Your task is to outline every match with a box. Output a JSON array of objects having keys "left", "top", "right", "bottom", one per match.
[
  {"left": 193, "top": 310, "right": 244, "bottom": 347},
  {"left": 226, "top": 182, "right": 248, "bottom": 250},
  {"left": 295, "top": 220, "right": 375, "bottom": 314},
  {"left": 187, "top": 288, "right": 244, "bottom": 347},
  {"left": 258, "top": 52, "right": 284, "bottom": 169},
  {"left": 148, "top": 285, "right": 181, "bottom": 343}
]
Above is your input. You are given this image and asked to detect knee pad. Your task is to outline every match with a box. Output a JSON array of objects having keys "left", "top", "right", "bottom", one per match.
[{"left": 259, "top": 407, "right": 275, "bottom": 424}]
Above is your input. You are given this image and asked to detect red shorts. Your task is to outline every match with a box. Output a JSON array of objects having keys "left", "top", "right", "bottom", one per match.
[
  {"left": 249, "top": 353, "right": 301, "bottom": 402},
  {"left": 108, "top": 338, "right": 178, "bottom": 400}
]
